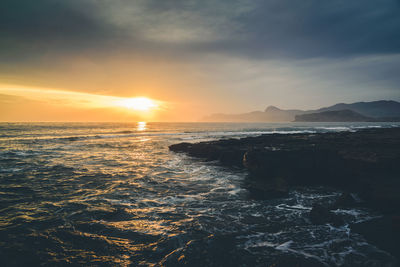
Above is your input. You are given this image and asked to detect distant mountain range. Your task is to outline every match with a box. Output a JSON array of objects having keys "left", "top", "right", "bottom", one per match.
[
  {"left": 201, "top": 100, "right": 400, "bottom": 122},
  {"left": 295, "top": 109, "right": 373, "bottom": 122}
]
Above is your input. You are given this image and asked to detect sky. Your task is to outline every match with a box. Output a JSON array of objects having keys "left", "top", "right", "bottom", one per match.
[{"left": 1, "top": 0, "right": 400, "bottom": 121}]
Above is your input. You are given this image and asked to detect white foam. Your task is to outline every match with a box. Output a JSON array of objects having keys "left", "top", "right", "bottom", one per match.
[
  {"left": 0, "top": 168, "right": 22, "bottom": 172},
  {"left": 276, "top": 204, "right": 312, "bottom": 211},
  {"left": 276, "top": 240, "right": 294, "bottom": 251},
  {"left": 316, "top": 127, "right": 351, "bottom": 131}
]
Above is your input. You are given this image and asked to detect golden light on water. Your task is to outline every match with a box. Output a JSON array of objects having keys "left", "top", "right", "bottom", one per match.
[
  {"left": 137, "top": 121, "right": 147, "bottom": 131},
  {"left": 116, "top": 97, "right": 158, "bottom": 111}
]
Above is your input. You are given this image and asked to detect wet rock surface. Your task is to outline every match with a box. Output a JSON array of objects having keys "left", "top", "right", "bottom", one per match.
[
  {"left": 169, "top": 128, "right": 400, "bottom": 213},
  {"left": 309, "top": 204, "right": 345, "bottom": 226},
  {"left": 351, "top": 215, "right": 400, "bottom": 264},
  {"left": 170, "top": 128, "right": 400, "bottom": 262},
  {"left": 244, "top": 176, "right": 289, "bottom": 200},
  {"left": 331, "top": 192, "right": 359, "bottom": 209}
]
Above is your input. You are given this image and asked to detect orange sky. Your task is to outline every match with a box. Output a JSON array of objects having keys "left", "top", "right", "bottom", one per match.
[{"left": 1, "top": 0, "right": 399, "bottom": 122}]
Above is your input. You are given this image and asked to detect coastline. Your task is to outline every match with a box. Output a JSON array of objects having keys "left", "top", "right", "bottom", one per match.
[{"left": 170, "top": 127, "right": 400, "bottom": 262}]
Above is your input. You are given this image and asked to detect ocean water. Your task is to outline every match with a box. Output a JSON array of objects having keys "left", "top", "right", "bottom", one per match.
[{"left": 0, "top": 122, "right": 399, "bottom": 266}]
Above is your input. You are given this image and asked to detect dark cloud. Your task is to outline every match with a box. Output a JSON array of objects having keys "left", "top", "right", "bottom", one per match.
[
  {"left": 100, "top": 0, "right": 400, "bottom": 59},
  {"left": 0, "top": 0, "right": 399, "bottom": 107},
  {"left": 0, "top": 0, "right": 98, "bottom": 38},
  {"left": 0, "top": 0, "right": 116, "bottom": 62},
  {"left": 1, "top": 0, "right": 399, "bottom": 60},
  {"left": 232, "top": 0, "right": 400, "bottom": 58}
]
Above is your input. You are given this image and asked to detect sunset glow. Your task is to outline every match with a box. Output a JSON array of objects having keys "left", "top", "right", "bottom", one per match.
[
  {"left": 0, "top": 85, "right": 165, "bottom": 121},
  {"left": 1, "top": 1, "right": 400, "bottom": 266},
  {"left": 0, "top": 0, "right": 399, "bottom": 123},
  {"left": 116, "top": 97, "right": 158, "bottom": 111}
]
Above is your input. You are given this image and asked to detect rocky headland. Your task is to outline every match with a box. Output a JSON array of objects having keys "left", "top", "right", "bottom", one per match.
[
  {"left": 169, "top": 128, "right": 400, "bottom": 261},
  {"left": 295, "top": 109, "right": 400, "bottom": 122},
  {"left": 202, "top": 100, "right": 400, "bottom": 122},
  {"left": 294, "top": 109, "right": 373, "bottom": 122}
]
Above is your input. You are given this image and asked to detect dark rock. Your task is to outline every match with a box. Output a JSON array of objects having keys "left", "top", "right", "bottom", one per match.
[
  {"left": 169, "top": 142, "right": 192, "bottom": 152},
  {"left": 218, "top": 148, "right": 246, "bottom": 167},
  {"left": 169, "top": 128, "right": 400, "bottom": 264},
  {"left": 332, "top": 193, "right": 358, "bottom": 209},
  {"left": 169, "top": 140, "right": 246, "bottom": 166},
  {"left": 309, "top": 204, "right": 344, "bottom": 226},
  {"left": 243, "top": 148, "right": 347, "bottom": 187},
  {"left": 245, "top": 176, "right": 289, "bottom": 200},
  {"left": 366, "top": 181, "right": 400, "bottom": 214},
  {"left": 351, "top": 216, "right": 400, "bottom": 263},
  {"left": 169, "top": 128, "right": 400, "bottom": 214}
]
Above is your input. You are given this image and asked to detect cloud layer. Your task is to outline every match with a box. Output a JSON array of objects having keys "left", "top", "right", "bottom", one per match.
[
  {"left": 1, "top": 0, "right": 399, "bottom": 120},
  {"left": 2, "top": 0, "right": 399, "bottom": 58}
]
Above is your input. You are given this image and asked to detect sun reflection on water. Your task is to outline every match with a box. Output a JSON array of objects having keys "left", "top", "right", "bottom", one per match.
[{"left": 137, "top": 122, "right": 147, "bottom": 131}]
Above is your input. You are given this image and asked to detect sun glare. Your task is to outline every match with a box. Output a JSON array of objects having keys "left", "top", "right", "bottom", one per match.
[
  {"left": 137, "top": 121, "right": 147, "bottom": 131},
  {"left": 117, "top": 97, "right": 158, "bottom": 111}
]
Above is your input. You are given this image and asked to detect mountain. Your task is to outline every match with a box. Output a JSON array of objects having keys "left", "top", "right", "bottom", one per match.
[
  {"left": 314, "top": 100, "right": 400, "bottom": 118},
  {"left": 263, "top": 106, "right": 306, "bottom": 121},
  {"left": 294, "top": 110, "right": 373, "bottom": 122},
  {"left": 200, "top": 100, "right": 400, "bottom": 122},
  {"left": 201, "top": 106, "right": 306, "bottom": 122}
]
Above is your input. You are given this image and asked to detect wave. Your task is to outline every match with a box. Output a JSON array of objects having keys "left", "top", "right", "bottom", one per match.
[
  {"left": 315, "top": 126, "right": 352, "bottom": 131},
  {"left": 115, "top": 130, "right": 135, "bottom": 134},
  {"left": 9, "top": 130, "right": 314, "bottom": 143},
  {"left": 2, "top": 123, "right": 399, "bottom": 144}
]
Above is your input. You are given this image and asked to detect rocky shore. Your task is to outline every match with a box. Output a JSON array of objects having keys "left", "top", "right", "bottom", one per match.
[{"left": 169, "top": 128, "right": 400, "bottom": 262}]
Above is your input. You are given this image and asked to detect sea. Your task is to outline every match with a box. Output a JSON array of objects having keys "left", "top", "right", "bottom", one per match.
[{"left": 0, "top": 122, "right": 399, "bottom": 266}]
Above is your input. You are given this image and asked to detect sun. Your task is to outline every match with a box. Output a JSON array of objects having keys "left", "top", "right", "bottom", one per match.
[{"left": 117, "top": 97, "right": 158, "bottom": 111}]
